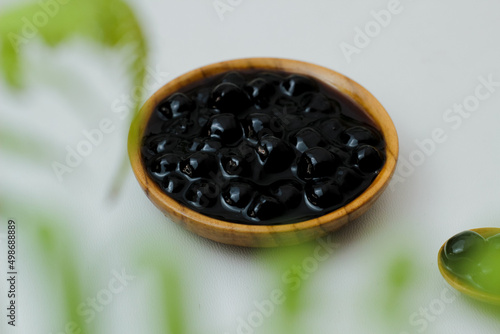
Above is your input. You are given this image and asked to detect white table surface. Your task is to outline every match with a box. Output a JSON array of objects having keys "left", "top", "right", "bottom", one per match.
[{"left": 2, "top": 0, "right": 500, "bottom": 333}]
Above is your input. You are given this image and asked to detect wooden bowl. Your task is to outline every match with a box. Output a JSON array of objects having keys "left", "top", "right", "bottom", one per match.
[
  {"left": 438, "top": 228, "right": 500, "bottom": 305},
  {"left": 128, "top": 58, "right": 398, "bottom": 247}
]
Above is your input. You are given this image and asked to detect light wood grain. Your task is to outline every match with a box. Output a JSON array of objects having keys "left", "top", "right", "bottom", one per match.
[
  {"left": 128, "top": 58, "right": 399, "bottom": 247},
  {"left": 438, "top": 227, "right": 500, "bottom": 305}
]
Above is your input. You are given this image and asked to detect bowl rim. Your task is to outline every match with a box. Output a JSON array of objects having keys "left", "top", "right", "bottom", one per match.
[{"left": 128, "top": 57, "right": 399, "bottom": 246}]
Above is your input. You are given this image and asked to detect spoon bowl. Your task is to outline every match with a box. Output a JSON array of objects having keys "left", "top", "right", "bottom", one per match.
[{"left": 438, "top": 227, "right": 500, "bottom": 305}]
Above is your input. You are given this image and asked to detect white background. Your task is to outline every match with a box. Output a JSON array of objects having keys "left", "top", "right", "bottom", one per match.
[{"left": 2, "top": 0, "right": 500, "bottom": 333}]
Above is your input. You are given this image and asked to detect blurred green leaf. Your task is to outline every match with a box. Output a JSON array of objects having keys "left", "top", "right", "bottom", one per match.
[
  {"left": 0, "top": 0, "right": 147, "bottom": 95},
  {"left": 382, "top": 254, "right": 415, "bottom": 317},
  {"left": 34, "top": 221, "right": 90, "bottom": 333},
  {"left": 387, "top": 255, "right": 413, "bottom": 289},
  {"left": 0, "top": 0, "right": 148, "bottom": 197},
  {"left": 261, "top": 241, "right": 330, "bottom": 334},
  {"left": 160, "top": 267, "right": 187, "bottom": 334},
  {"left": 0, "top": 125, "right": 51, "bottom": 161},
  {"left": 138, "top": 252, "right": 188, "bottom": 334},
  {"left": 0, "top": 198, "right": 92, "bottom": 333}
]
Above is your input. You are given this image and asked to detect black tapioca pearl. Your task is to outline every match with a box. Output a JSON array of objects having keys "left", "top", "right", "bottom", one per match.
[
  {"left": 245, "top": 78, "right": 276, "bottom": 108},
  {"left": 209, "top": 82, "right": 251, "bottom": 113},
  {"left": 258, "top": 72, "right": 284, "bottom": 85},
  {"left": 142, "top": 135, "right": 179, "bottom": 158},
  {"left": 236, "top": 142, "right": 258, "bottom": 164},
  {"left": 291, "top": 127, "right": 325, "bottom": 153},
  {"left": 333, "top": 167, "right": 364, "bottom": 195},
  {"left": 189, "top": 138, "right": 222, "bottom": 153},
  {"left": 301, "top": 92, "right": 339, "bottom": 114},
  {"left": 206, "top": 113, "right": 243, "bottom": 145},
  {"left": 280, "top": 74, "right": 318, "bottom": 97},
  {"left": 194, "top": 86, "right": 211, "bottom": 105},
  {"left": 222, "top": 182, "right": 254, "bottom": 208},
  {"left": 274, "top": 95, "right": 300, "bottom": 114},
  {"left": 256, "top": 136, "right": 295, "bottom": 173},
  {"left": 243, "top": 113, "right": 284, "bottom": 140},
  {"left": 306, "top": 180, "right": 342, "bottom": 209},
  {"left": 162, "top": 117, "right": 196, "bottom": 136},
  {"left": 297, "top": 147, "right": 339, "bottom": 180},
  {"left": 354, "top": 145, "right": 384, "bottom": 173},
  {"left": 157, "top": 93, "right": 195, "bottom": 120},
  {"left": 221, "top": 71, "right": 246, "bottom": 87},
  {"left": 185, "top": 181, "right": 219, "bottom": 208},
  {"left": 247, "top": 195, "right": 284, "bottom": 221},
  {"left": 149, "top": 153, "right": 180, "bottom": 180},
  {"left": 318, "top": 118, "right": 347, "bottom": 145},
  {"left": 221, "top": 154, "right": 248, "bottom": 177},
  {"left": 162, "top": 173, "right": 186, "bottom": 194},
  {"left": 341, "top": 126, "right": 382, "bottom": 148},
  {"left": 179, "top": 152, "right": 218, "bottom": 179},
  {"left": 271, "top": 181, "right": 302, "bottom": 209}
]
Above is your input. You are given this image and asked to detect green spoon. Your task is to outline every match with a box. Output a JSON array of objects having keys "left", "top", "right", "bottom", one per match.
[{"left": 438, "top": 228, "right": 500, "bottom": 305}]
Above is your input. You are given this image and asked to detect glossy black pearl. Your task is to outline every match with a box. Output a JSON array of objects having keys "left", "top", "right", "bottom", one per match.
[
  {"left": 162, "top": 173, "right": 186, "bottom": 194},
  {"left": 222, "top": 182, "right": 254, "bottom": 208},
  {"left": 209, "top": 82, "right": 250, "bottom": 113},
  {"left": 163, "top": 117, "right": 194, "bottom": 136},
  {"left": 274, "top": 96, "right": 300, "bottom": 115},
  {"left": 236, "top": 142, "right": 258, "bottom": 164},
  {"left": 306, "top": 180, "right": 342, "bottom": 209},
  {"left": 185, "top": 181, "right": 219, "bottom": 208},
  {"left": 157, "top": 93, "right": 195, "bottom": 119},
  {"left": 206, "top": 113, "right": 243, "bottom": 145},
  {"left": 280, "top": 74, "right": 318, "bottom": 97},
  {"left": 245, "top": 78, "right": 275, "bottom": 108},
  {"left": 247, "top": 195, "right": 284, "bottom": 221},
  {"left": 243, "top": 113, "right": 284, "bottom": 140},
  {"left": 341, "top": 126, "right": 381, "bottom": 148},
  {"left": 301, "top": 92, "right": 337, "bottom": 114},
  {"left": 222, "top": 71, "right": 246, "bottom": 87},
  {"left": 195, "top": 86, "right": 212, "bottom": 105},
  {"left": 258, "top": 72, "right": 283, "bottom": 85},
  {"left": 292, "top": 127, "right": 325, "bottom": 153},
  {"left": 221, "top": 154, "right": 248, "bottom": 176},
  {"left": 319, "top": 118, "right": 347, "bottom": 144},
  {"left": 149, "top": 153, "right": 180, "bottom": 180},
  {"left": 190, "top": 138, "right": 222, "bottom": 153},
  {"left": 297, "top": 147, "right": 338, "bottom": 180},
  {"left": 271, "top": 181, "right": 302, "bottom": 208},
  {"left": 179, "top": 152, "right": 218, "bottom": 178},
  {"left": 333, "top": 167, "right": 363, "bottom": 195},
  {"left": 256, "top": 136, "right": 295, "bottom": 173},
  {"left": 142, "top": 135, "right": 179, "bottom": 158},
  {"left": 355, "top": 145, "right": 384, "bottom": 173}
]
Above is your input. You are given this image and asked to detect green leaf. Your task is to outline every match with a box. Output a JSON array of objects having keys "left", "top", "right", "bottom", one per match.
[
  {"left": 1, "top": 31, "right": 22, "bottom": 87},
  {"left": 0, "top": 0, "right": 149, "bottom": 197},
  {"left": 137, "top": 252, "right": 188, "bottom": 334},
  {"left": 0, "top": 125, "right": 51, "bottom": 161}
]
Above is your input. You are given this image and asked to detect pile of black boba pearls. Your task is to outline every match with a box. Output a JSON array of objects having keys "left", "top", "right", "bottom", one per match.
[{"left": 141, "top": 70, "right": 386, "bottom": 225}]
